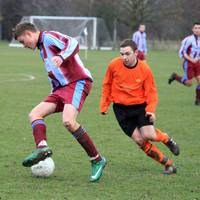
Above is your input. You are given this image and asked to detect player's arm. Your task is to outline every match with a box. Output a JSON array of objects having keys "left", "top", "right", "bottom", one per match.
[
  {"left": 180, "top": 37, "right": 198, "bottom": 63},
  {"left": 179, "top": 39, "right": 186, "bottom": 59},
  {"left": 143, "top": 67, "right": 158, "bottom": 122},
  {"left": 100, "top": 65, "right": 113, "bottom": 115},
  {"left": 183, "top": 53, "right": 199, "bottom": 64},
  {"left": 44, "top": 33, "right": 79, "bottom": 67},
  {"left": 144, "top": 33, "right": 147, "bottom": 54},
  {"left": 132, "top": 32, "right": 139, "bottom": 45},
  {"left": 58, "top": 36, "right": 79, "bottom": 60}
]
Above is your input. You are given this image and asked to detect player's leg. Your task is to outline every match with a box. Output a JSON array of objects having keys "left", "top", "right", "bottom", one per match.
[
  {"left": 62, "top": 104, "right": 106, "bottom": 182},
  {"left": 29, "top": 102, "right": 57, "bottom": 147},
  {"left": 63, "top": 103, "right": 102, "bottom": 160},
  {"left": 113, "top": 103, "right": 176, "bottom": 174},
  {"left": 138, "top": 126, "right": 177, "bottom": 174},
  {"left": 148, "top": 128, "right": 180, "bottom": 156},
  {"left": 137, "top": 109, "right": 177, "bottom": 174},
  {"left": 194, "top": 72, "right": 200, "bottom": 105},
  {"left": 62, "top": 80, "right": 106, "bottom": 182},
  {"left": 138, "top": 109, "right": 179, "bottom": 156},
  {"left": 168, "top": 60, "right": 193, "bottom": 86},
  {"left": 137, "top": 51, "right": 146, "bottom": 61},
  {"left": 23, "top": 102, "right": 57, "bottom": 167},
  {"left": 132, "top": 127, "right": 173, "bottom": 166}
]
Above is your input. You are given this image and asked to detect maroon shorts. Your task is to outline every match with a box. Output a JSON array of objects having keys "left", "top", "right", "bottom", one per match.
[
  {"left": 44, "top": 79, "right": 92, "bottom": 112},
  {"left": 137, "top": 51, "right": 146, "bottom": 60},
  {"left": 183, "top": 60, "right": 200, "bottom": 81}
]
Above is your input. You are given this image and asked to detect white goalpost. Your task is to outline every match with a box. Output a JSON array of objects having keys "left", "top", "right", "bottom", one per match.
[{"left": 9, "top": 16, "right": 112, "bottom": 52}]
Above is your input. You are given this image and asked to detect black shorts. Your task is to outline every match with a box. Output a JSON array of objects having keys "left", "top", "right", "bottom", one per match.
[{"left": 113, "top": 103, "right": 153, "bottom": 137}]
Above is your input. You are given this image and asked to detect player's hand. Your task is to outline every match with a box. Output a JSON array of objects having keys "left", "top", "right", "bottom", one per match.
[
  {"left": 101, "top": 112, "right": 107, "bottom": 115},
  {"left": 145, "top": 112, "right": 156, "bottom": 123},
  {"left": 190, "top": 57, "right": 199, "bottom": 64},
  {"left": 51, "top": 56, "right": 63, "bottom": 67}
]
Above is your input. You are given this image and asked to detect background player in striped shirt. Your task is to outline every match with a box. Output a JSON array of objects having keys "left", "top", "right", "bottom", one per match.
[
  {"left": 13, "top": 22, "right": 106, "bottom": 182},
  {"left": 100, "top": 39, "right": 179, "bottom": 175},
  {"left": 132, "top": 24, "right": 147, "bottom": 61},
  {"left": 168, "top": 22, "right": 200, "bottom": 105}
]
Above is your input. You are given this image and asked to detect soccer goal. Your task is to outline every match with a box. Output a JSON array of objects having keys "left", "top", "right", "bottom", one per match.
[{"left": 9, "top": 16, "right": 113, "bottom": 50}]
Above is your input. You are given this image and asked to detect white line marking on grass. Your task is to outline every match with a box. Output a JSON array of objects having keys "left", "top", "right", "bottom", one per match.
[
  {"left": 0, "top": 74, "right": 36, "bottom": 83},
  {"left": 21, "top": 74, "right": 36, "bottom": 81}
]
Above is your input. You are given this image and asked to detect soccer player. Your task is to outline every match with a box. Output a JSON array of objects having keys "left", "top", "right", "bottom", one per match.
[
  {"left": 168, "top": 22, "right": 200, "bottom": 105},
  {"left": 13, "top": 22, "right": 106, "bottom": 182},
  {"left": 132, "top": 24, "right": 147, "bottom": 61},
  {"left": 100, "top": 39, "right": 179, "bottom": 174}
]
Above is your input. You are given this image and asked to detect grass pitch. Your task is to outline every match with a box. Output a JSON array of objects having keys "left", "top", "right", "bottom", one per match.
[{"left": 0, "top": 42, "right": 199, "bottom": 200}]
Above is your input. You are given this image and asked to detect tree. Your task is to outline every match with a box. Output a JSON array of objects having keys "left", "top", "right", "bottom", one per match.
[{"left": 1, "top": 0, "right": 200, "bottom": 41}]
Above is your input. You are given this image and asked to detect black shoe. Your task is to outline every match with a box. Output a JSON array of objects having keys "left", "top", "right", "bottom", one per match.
[
  {"left": 168, "top": 73, "right": 177, "bottom": 84},
  {"left": 163, "top": 165, "right": 177, "bottom": 175},
  {"left": 194, "top": 100, "right": 200, "bottom": 105},
  {"left": 165, "top": 138, "right": 180, "bottom": 156}
]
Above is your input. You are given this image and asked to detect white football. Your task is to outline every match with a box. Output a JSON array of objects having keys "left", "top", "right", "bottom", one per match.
[{"left": 31, "top": 157, "right": 55, "bottom": 177}]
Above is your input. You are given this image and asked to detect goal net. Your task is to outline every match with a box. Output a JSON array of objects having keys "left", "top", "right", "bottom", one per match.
[{"left": 9, "top": 16, "right": 113, "bottom": 49}]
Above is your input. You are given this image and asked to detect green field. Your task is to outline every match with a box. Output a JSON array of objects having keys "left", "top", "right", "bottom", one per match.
[{"left": 0, "top": 42, "right": 199, "bottom": 200}]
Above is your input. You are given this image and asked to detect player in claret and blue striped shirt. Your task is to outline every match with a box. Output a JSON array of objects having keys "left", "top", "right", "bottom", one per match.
[
  {"left": 132, "top": 24, "right": 147, "bottom": 61},
  {"left": 13, "top": 22, "right": 106, "bottom": 182},
  {"left": 168, "top": 22, "right": 200, "bottom": 105}
]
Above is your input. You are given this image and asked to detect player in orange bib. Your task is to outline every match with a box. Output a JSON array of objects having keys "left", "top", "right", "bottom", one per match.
[{"left": 100, "top": 39, "right": 180, "bottom": 174}]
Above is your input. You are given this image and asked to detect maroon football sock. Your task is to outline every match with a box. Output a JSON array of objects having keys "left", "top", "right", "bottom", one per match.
[
  {"left": 175, "top": 74, "right": 183, "bottom": 84},
  {"left": 196, "top": 85, "right": 200, "bottom": 101},
  {"left": 72, "top": 126, "right": 101, "bottom": 162},
  {"left": 31, "top": 119, "right": 47, "bottom": 148}
]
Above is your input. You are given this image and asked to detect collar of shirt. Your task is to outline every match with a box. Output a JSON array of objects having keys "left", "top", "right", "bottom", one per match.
[
  {"left": 37, "top": 31, "right": 44, "bottom": 49},
  {"left": 124, "top": 59, "right": 138, "bottom": 69}
]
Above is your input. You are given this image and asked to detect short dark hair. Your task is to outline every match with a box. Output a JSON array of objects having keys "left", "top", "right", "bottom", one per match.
[
  {"left": 12, "top": 22, "right": 38, "bottom": 40},
  {"left": 120, "top": 39, "right": 137, "bottom": 51},
  {"left": 193, "top": 22, "right": 200, "bottom": 26}
]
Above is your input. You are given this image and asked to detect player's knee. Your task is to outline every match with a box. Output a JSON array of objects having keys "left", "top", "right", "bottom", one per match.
[
  {"left": 63, "top": 119, "right": 72, "bottom": 129},
  {"left": 131, "top": 135, "right": 144, "bottom": 146},
  {"left": 63, "top": 119, "right": 76, "bottom": 131},
  {"left": 135, "top": 139, "right": 145, "bottom": 146},
  {"left": 185, "top": 80, "right": 192, "bottom": 87},
  {"left": 28, "top": 111, "right": 37, "bottom": 122},
  {"left": 142, "top": 132, "right": 156, "bottom": 141}
]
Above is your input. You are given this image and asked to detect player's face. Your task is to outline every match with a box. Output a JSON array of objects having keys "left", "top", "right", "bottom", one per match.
[
  {"left": 17, "top": 31, "right": 37, "bottom": 49},
  {"left": 139, "top": 25, "right": 146, "bottom": 32},
  {"left": 192, "top": 24, "right": 200, "bottom": 36},
  {"left": 120, "top": 46, "right": 138, "bottom": 67}
]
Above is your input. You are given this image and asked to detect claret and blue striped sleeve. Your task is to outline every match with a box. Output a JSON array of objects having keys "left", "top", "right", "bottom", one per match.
[
  {"left": 179, "top": 34, "right": 200, "bottom": 59},
  {"left": 38, "top": 31, "right": 92, "bottom": 91},
  {"left": 43, "top": 31, "right": 79, "bottom": 59}
]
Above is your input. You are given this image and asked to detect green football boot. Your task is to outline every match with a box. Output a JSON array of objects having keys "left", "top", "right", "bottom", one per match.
[
  {"left": 90, "top": 157, "right": 107, "bottom": 182},
  {"left": 22, "top": 147, "right": 53, "bottom": 167}
]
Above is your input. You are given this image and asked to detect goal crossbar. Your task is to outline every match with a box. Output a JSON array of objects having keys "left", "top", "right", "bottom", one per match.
[{"left": 9, "top": 16, "right": 112, "bottom": 50}]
